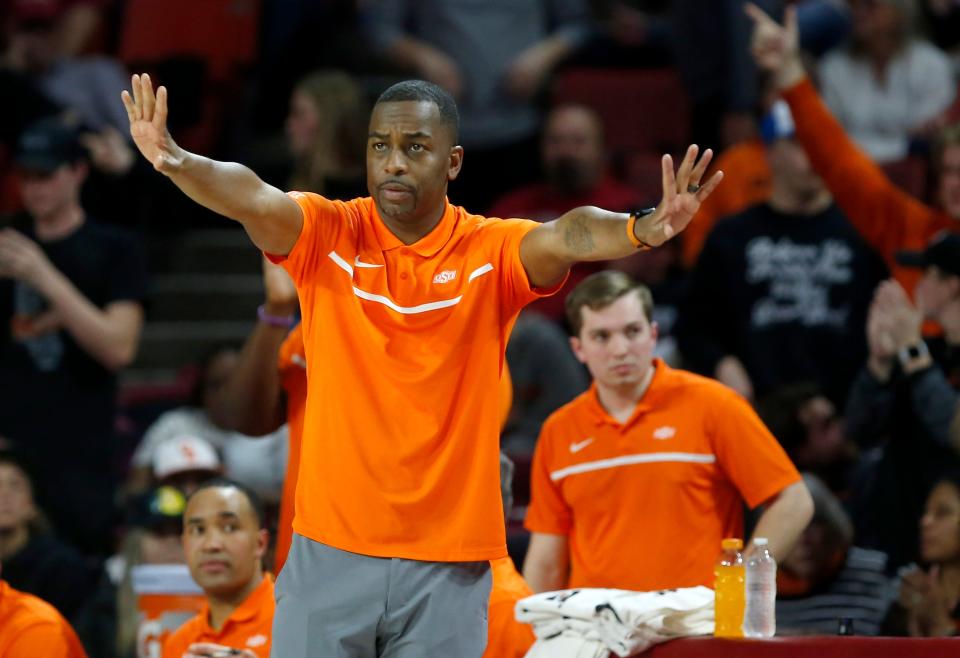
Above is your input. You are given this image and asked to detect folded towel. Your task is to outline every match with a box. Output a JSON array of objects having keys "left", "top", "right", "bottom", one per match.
[{"left": 517, "top": 587, "right": 714, "bottom": 657}]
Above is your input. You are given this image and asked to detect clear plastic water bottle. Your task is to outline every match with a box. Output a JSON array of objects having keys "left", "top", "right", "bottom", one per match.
[{"left": 744, "top": 537, "right": 777, "bottom": 638}]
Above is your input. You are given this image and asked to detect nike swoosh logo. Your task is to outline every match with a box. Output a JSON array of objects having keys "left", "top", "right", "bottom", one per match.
[
  {"left": 569, "top": 438, "right": 594, "bottom": 453},
  {"left": 354, "top": 256, "right": 384, "bottom": 268}
]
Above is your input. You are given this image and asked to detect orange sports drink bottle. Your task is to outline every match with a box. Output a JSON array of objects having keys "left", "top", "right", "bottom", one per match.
[{"left": 714, "top": 537, "right": 745, "bottom": 637}]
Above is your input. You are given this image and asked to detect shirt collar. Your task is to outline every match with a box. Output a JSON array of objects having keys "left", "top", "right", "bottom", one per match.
[
  {"left": 201, "top": 574, "right": 273, "bottom": 633},
  {"left": 371, "top": 198, "right": 458, "bottom": 257},
  {"left": 587, "top": 359, "right": 668, "bottom": 428}
]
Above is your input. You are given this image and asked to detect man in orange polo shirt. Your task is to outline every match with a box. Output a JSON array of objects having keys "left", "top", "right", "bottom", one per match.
[
  {"left": 163, "top": 480, "right": 273, "bottom": 658},
  {"left": 523, "top": 271, "right": 814, "bottom": 593},
  {"left": 122, "top": 72, "right": 723, "bottom": 657},
  {"left": 0, "top": 564, "right": 87, "bottom": 658}
]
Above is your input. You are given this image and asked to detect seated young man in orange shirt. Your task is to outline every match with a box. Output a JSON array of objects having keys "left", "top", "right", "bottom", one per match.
[
  {"left": 163, "top": 480, "right": 273, "bottom": 658},
  {"left": 0, "top": 563, "right": 88, "bottom": 658},
  {"left": 523, "top": 271, "right": 814, "bottom": 592},
  {"left": 122, "top": 71, "right": 722, "bottom": 658}
]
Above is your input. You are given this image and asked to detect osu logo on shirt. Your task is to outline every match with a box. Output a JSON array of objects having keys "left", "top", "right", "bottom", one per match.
[{"left": 433, "top": 270, "right": 457, "bottom": 284}]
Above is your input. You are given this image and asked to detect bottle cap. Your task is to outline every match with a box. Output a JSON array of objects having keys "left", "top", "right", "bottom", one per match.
[
  {"left": 753, "top": 537, "right": 768, "bottom": 546},
  {"left": 721, "top": 538, "right": 743, "bottom": 550}
]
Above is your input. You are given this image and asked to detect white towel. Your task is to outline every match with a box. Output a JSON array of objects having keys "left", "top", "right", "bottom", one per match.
[
  {"left": 524, "top": 634, "right": 610, "bottom": 658},
  {"left": 517, "top": 587, "right": 714, "bottom": 658}
]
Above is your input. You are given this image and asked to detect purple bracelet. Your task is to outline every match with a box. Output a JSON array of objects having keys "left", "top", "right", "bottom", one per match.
[{"left": 257, "top": 304, "right": 296, "bottom": 328}]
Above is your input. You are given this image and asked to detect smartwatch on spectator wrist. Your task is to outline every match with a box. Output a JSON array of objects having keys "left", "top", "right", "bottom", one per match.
[{"left": 897, "top": 341, "right": 930, "bottom": 368}]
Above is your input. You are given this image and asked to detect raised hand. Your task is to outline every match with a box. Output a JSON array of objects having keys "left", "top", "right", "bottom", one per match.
[
  {"left": 744, "top": 3, "right": 804, "bottom": 88},
  {"left": 120, "top": 73, "right": 184, "bottom": 174},
  {"left": 874, "top": 279, "right": 922, "bottom": 351},
  {"left": 262, "top": 255, "right": 298, "bottom": 316},
  {"left": 0, "top": 228, "right": 55, "bottom": 287},
  {"left": 635, "top": 144, "right": 723, "bottom": 248}
]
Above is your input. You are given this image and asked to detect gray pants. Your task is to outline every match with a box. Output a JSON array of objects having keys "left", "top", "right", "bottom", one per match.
[{"left": 271, "top": 534, "right": 492, "bottom": 658}]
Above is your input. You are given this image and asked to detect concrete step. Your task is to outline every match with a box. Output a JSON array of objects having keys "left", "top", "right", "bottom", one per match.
[
  {"left": 148, "top": 274, "right": 263, "bottom": 322},
  {"left": 133, "top": 320, "right": 256, "bottom": 370},
  {"left": 164, "top": 229, "right": 263, "bottom": 275}
]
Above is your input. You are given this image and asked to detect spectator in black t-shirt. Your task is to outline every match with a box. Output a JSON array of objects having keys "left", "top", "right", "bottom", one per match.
[
  {"left": 0, "top": 117, "right": 147, "bottom": 554},
  {"left": 676, "top": 100, "right": 888, "bottom": 405}
]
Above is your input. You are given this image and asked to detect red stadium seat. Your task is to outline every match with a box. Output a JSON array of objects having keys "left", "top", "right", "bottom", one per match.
[
  {"left": 553, "top": 68, "right": 691, "bottom": 158},
  {"left": 117, "top": 0, "right": 261, "bottom": 153},
  {"left": 623, "top": 150, "right": 666, "bottom": 206},
  {"left": 118, "top": 0, "right": 260, "bottom": 82}
]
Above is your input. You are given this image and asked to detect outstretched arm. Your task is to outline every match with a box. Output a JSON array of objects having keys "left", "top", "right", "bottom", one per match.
[
  {"left": 121, "top": 74, "right": 303, "bottom": 255},
  {"left": 519, "top": 145, "right": 723, "bottom": 288},
  {"left": 208, "top": 257, "right": 296, "bottom": 436}
]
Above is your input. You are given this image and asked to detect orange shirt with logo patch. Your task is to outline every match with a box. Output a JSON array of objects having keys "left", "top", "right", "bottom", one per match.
[
  {"left": 162, "top": 576, "right": 274, "bottom": 658},
  {"left": 275, "top": 323, "right": 306, "bottom": 573},
  {"left": 269, "top": 194, "right": 559, "bottom": 562},
  {"left": 0, "top": 581, "right": 88, "bottom": 658},
  {"left": 484, "top": 557, "right": 536, "bottom": 658},
  {"left": 526, "top": 360, "right": 800, "bottom": 591}
]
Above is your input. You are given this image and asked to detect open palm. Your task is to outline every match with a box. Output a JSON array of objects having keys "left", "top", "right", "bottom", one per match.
[
  {"left": 639, "top": 144, "right": 723, "bottom": 247},
  {"left": 120, "top": 73, "right": 183, "bottom": 173}
]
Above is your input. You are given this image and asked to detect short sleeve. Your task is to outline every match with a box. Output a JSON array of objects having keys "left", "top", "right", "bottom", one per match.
[
  {"left": 493, "top": 218, "right": 568, "bottom": 316},
  {"left": 524, "top": 417, "right": 573, "bottom": 535},
  {"left": 266, "top": 192, "right": 347, "bottom": 286},
  {"left": 710, "top": 386, "right": 801, "bottom": 509},
  {"left": 5, "top": 621, "right": 76, "bottom": 658}
]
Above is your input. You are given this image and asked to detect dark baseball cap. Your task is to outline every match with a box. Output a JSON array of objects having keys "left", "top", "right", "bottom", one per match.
[
  {"left": 127, "top": 486, "right": 186, "bottom": 534},
  {"left": 895, "top": 233, "right": 960, "bottom": 278},
  {"left": 15, "top": 118, "right": 86, "bottom": 172}
]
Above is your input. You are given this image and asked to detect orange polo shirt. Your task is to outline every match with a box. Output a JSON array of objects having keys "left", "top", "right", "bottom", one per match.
[
  {"left": 484, "top": 557, "right": 536, "bottom": 658},
  {"left": 162, "top": 576, "right": 274, "bottom": 658},
  {"left": 269, "top": 194, "right": 560, "bottom": 562},
  {"left": 275, "top": 323, "right": 306, "bottom": 573},
  {"left": 0, "top": 581, "right": 88, "bottom": 658},
  {"left": 526, "top": 360, "right": 800, "bottom": 591}
]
